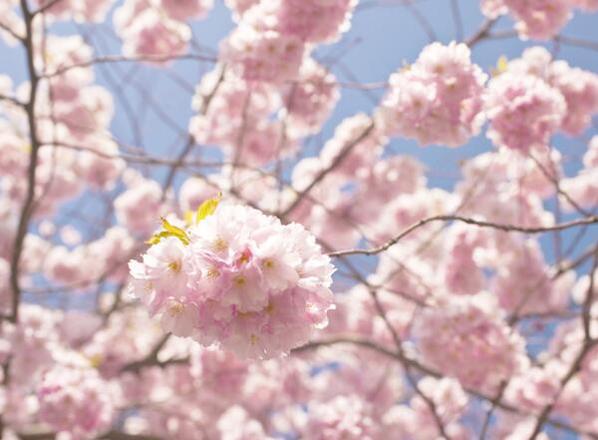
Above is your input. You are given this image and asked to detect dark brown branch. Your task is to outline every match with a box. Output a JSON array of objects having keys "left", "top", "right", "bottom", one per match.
[
  {"left": 529, "top": 153, "right": 591, "bottom": 217},
  {"left": 582, "top": 253, "right": 598, "bottom": 342},
  {"left": 32, "top": 0, "right": 65, "bottom": 16},
  {"left": 526, "top": 339, "right": 598, "bottom": 439},
  {"left": 96, "top": 431, "right": 162, "bottom": 440},
  {"left": 329, "top": 215, "right": 598, "bottom": 258},
  {"left": 0, "top": 93, "right": 25, "bottom": 107},
  {"left": 8, "top": 0, "right": 41, "bottom": 323},
  {"left": 465, "top": 18, "right": 498, "bottom": 47},
  {"left": 17, "top": 429, "right": 162, "bottom": 440},
  {"left": 0, "top": 21, "right": 24, "bottom": 42},
  {"left": 120, "top": 334, "right": 189, "bottom": 374}
]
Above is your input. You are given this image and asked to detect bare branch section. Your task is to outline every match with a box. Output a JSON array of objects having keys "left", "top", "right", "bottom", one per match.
[
  {"left": 329, "top": 215, "right": 598, "bottom": 258},
  {"left": 17, "top": 429, "right": 163, "bottom": 440},
  {"left": 582, "top": 253, "right": 598, "bottom": 341},
  {"left": 0, "top": 20, "right": 23, "bottom": 41},
  {"left": 555, "top": 34, "right": 598, "bottom": 52},
  {"left": 7, "top": 0, "right": 42, "bottom": 323},
  {"left": 96, "top": 431, "right": 163, "bottom": 440},
  {"left": 0, "top": 93, "right": 25, "bottom": 107},
  {"left": 464, "top": 18, "right": 497, "bottom": 47},
  {"left": 527, "top": 339, "right": 598, "bottom": 439},
  {"left": 280, "top": 119, "right": 376, "bottom": 217},
  {"left": 32, "top": 0, "right": 65, "bottom": 16},
  {"left": 41, "top": 53, "right": 218, "bottom": 79},
  {"left": 120, "top": 334, "right": 189, "bottom": 374},
  {"left": 161, "top": 64, "right": 227, "bottom": 195}
]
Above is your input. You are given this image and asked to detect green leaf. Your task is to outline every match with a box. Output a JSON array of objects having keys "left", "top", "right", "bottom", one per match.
[
  {"left": 146, "top": 218, "right": 190, "bottom": 246},
  {"left": 491, "top": 55, "right": 508, "bottom": 77},
  {"left": 195, "top": 193, "right": 221, "bottom": 224}
]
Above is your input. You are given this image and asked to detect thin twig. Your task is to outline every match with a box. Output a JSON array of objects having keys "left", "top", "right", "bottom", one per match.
[
  {"left": 582, "top": 253, "right": 598, "bottom": 341},
  {"left": 556, "top": 35, "right": 598, "bottom": 52},
  {"left": 41, "top": 53, "right": 218, "bottom": 79},
  {"left": 32, "top": 0, "right": 65, "bottom": 16},
  {"left": 280, "top": 119, "right": 375, "bottom": 217},
  {"left": 526, "top": 339, "right": 598, "bottom": 439},
  {"left": 330, "top": 215, "right": 598, "bottom": 257},
  {"left": 465, "top": 18, "right": 497, "bottom": 47},
  {"left": 450, "top": 0, "right": 464, "bottom": 41},
  {"left": 0, "top": 93, "right": 25, "bottom": 107}
]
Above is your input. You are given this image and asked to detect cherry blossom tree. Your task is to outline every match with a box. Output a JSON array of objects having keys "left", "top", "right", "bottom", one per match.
[{"left": 0, "top": 0, "right": 598, "bottom": 438}]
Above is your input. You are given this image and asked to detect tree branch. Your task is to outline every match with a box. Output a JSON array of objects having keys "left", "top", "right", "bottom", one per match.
[
  {"left": 294, "top": 336, "right": 598, "bottom": 439},
  {"left": 280, "top": 119, "right": 375, "bottom": 217},
  {"left": 7, "top": 0, "right": 42, "bottom": 324},
  {"left": 329, "top": 215, "right": 598, "bottom": 258}
]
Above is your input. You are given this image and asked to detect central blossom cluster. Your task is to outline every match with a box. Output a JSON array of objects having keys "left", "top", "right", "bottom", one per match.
[{"left": 129, "top": 200, "right": 335, "bottom": 359}]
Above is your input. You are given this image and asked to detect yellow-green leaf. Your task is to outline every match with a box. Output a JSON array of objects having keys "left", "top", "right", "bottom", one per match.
[
  {"left": 491, "top": 55, "right": 508, "bottom": 77},
  {"left": 184, "top": 210, "right": 194, "bottom": 226},
  {"left": 195, "top": 193, "right": 221, "bottom": 224},
  {"left": 146, "top": 218, "right": 190, "bottom": 246},
  {"left": 161, "top": 218, "right": 191, "bottom": 244}
]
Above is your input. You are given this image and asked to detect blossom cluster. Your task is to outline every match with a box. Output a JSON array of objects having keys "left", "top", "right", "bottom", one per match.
[
  {"left": 482, "top": 0, "right": 598, "bottom": 40},
  {"left": 114, "top": 0, "right": 213, "bottom": 60},
  {"left": 129, "top": 198, "right": 335, "bottom": 359},
  {"left": 221, "top": 0, "right": 357, "bottom": 83},
  {"left": 377, "top": 42, "right": 487, "bottom": 147},
  {"left": 485, "top": 47, "right": 598, "bottom": 152},
  {"left": 37, "top": 365, "right": 114, "bottom": 439},
  {"left": 413, "top": 294, "right": 527, "bottom": 394},
  {"left": 376, "top": 43, "right": 598, "bottom": 154}
]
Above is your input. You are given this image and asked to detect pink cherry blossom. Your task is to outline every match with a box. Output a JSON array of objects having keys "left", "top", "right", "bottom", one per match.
[
  {"left": 34, "top": 0, "right": 116, "bottom": 23},
  {"left": 377, "top": 42, "right": 487, "bottom": 147},
  {"left": 283, "top": 58, "right": 340, "bottom": 138},
  {"left": 129, "top": 202, "right": 335, "bottom": 358},
  {"left": 114, "top": 174, "right": 165, "bottom": 235},
  {"left": 481, "top": 0, "right": 572, "bottom": 40},
  {"left": 304, "top": 395, "right": 379, "bottom": 439},
  {"left": 37, "top": 365, "right": 114, "bottom": 439},
  {"left": 115, "top": 2, "right": 191, "bottom": 61},
  {"left": 485, "top": 72, "right": 566, "bottom": 152},
  {"left": 248, "top": 0, "right": 358, "bottom": 43},
  {"left": 412, "top": 294, "right": 527, "bottom": 394},
  {"left": 159, "top": 0, "right": 214, "bottom": 21},
  {"left": 225, "top": 0, "right": 260, "bottom": 20},
  {"left": 220, "top": 24, "right": 305, "bottom": 84}
]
